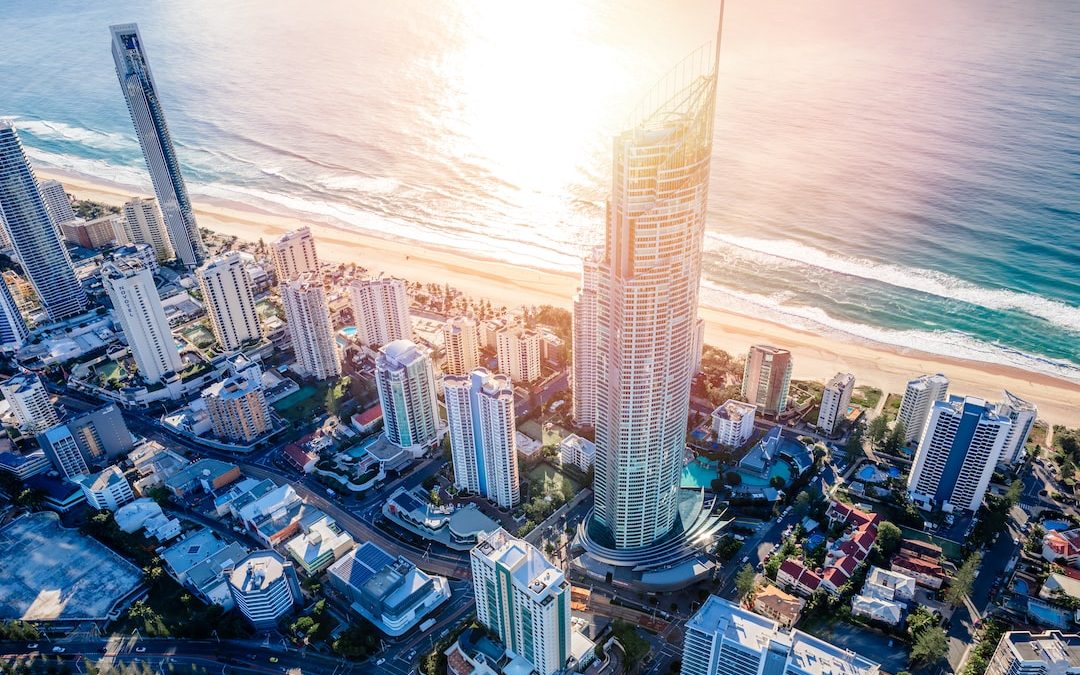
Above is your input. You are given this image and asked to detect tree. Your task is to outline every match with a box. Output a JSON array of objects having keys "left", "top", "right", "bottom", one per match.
[
  {"left": 946, "top": 552, "right": 982, "bottom": 607},
  {"left": 906, "top": 605, "right": 937, "bottom": 641},
  {"left": 612, "top": 620, "right": 650, "bottom": 663},
  {"left": 867, "top": 415, "right": 889, "bottom": 449},
  {"left": 910, "top": 627, "right": 948, "bottom": 667},
  {"left": 1004, "top": 479, "right": 1023, "bottom": 508},
  {"left": 875, "top": 521, "right": 902, "bottom": 557},
  {"left": 333, "top": 622, "right": 380, "bottom": 659},
  {"left": 845, "top": 421, "right": 865, "bottom": 456},
  {"left": 724, "top": 471, "right": 742, "bottom": 487},
  {"left": 883, "top": 422, "right": 906, "bottom": 455},
  {"left": 735, "top": 564, "right": 757, "bottom": 600},
  {"left": 793, "top": 491, "right": 812, "bottom": 518}
]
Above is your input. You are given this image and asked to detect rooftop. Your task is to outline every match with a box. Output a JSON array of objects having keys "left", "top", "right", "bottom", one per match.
[
  {"left": 164, "top": 458, "right": 238, "bottom": 491},
  {"left": 229, "top": 550, "right": 288, "bottom": 593},
  {"left": 712, "top": 399, "right": 757, "bottom": 422},
  {"left": 1004, "top": 631, "right": 1080, "bottom": 669},
  {"left": 475, "top": 528, "right": 564, "bottom": 598},
  {"left": 73, "top": 465, "right": 128, "bottom": 492}
]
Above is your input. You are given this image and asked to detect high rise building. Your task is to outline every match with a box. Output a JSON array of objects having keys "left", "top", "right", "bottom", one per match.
[
  {"left": 590, "top": 39, "right": 721, "bottom": 549},
  {"left": 121, "top": 197, "right": 174, "bottom": 261},
  {"left": 280, "top": 273, "right": 339, "bottom": 380},
  {"left": 897, "top": 373, "right": 950, "bottom": 444},
  {"left": 471, "top": 528, "right": 571, "bottom": 675},
  {"left": 0, "top": 276, "right": 29, "bottom": 352},
  {"left": 37, "top": 424, "right": 89, "bottom": 478},
  {"left": 571, "top": 247, "right": 601, "bottom": 427},
  {"left": 60, "top": 215, "right": 119, "bottom": 249},
  {"left": 203, "top": 373, "right": 271, "bottom": 443},
  {"left": 907, "top": 395, "right": 1012, "bottom": 512},
  {"left": 681, "top": 596, "right": 880, "bottom": 675},
  {"left": 111, "top": 23, "right": 205, "bottom": 268},
  {"left": 444, "top": 368, "right": 520, "bottom": 508},
  {"left": 985, "top": 630, "right": 1080, "bottom": 675},
  {"left": 271, "top": 226, "right": 319, "bottom": 282},
  {"left": 495, "top": 324, "right": 541, "bottom": 385},
  {"left": 0, "top": 372, "right": 59, "bottom": 433},
  {"left": 67, "top": 404, "right": 134, "bottom": 465},
  {"left": 817, "top": 372, "right": 855, "bottom": 435},
  {"left": 741, "top": 345, "right": 793, "bottom": 417},
  {"left": 102, "top": 258, "right": 183, "bottom": 384},
  {"left": 375, "top": 340, "right": 439, "bottom": 452},
  {"left": 349, "top": 277, "right": 411, "bottom": 348},
  {"left": 997, "top": 391, "right": 1038, "bottom": 465},
  {"left": 228, "top": 550, "right": 301, "bottom": 629},
  {"left": 111, "top": 243, "right": 159, "bottom": 274},
  {"left": 442, "top": 316, "right": 480, "bottom": 377},
  {"left": 197, "top": 253, "right": 261, "bottom": 352},
  {"left": 0, "top": 122, "right": 88, "bottom": 320},
  {"left": 37, "top": 179, "right": 77, "bottom": 227}
]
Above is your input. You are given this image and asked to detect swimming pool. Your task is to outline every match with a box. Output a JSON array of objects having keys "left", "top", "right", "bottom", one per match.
[
  {"left": 681, "top": 456, "right": 794, "bottom": 490},
  {"left": 1043, "top": 520, "right": 1071, "bottom": 531},
  {"left": 339, "top": 325, "right": 358, "bottom": 337}
]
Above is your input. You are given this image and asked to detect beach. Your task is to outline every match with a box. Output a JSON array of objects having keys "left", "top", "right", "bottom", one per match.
[{"left": 40, "top": 168, "right": 1080, "bottom": 427}]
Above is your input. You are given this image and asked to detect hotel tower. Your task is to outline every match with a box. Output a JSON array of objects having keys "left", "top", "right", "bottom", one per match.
[
  {"left": 589, "top": 27, "right": 722, "bottom": 549},
  {"left": 111, "top": 24, "right": 206, "bottom": 268}
]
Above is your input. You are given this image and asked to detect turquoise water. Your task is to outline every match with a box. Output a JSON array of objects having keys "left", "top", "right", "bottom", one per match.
[
  {"left": 340, "top": 326, "right": 357, "bottom": 337},
  {"left": 681, "top": 457, "right": 794, "bottom": 489},
  {"left": 4, "top": 0, "right": 1078, "bottom": 381},
  {"left": 346, "top": 434, "right": 380, "bottom": 459}
]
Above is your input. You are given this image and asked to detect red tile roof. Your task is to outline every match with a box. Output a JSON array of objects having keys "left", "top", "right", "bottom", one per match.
[
  {"left": 354, "top": 404, "right": 383, "bottom": 426},
  {"left": 283, "top": 443, "right": 316, "bottom": 467},
  {"left": 828, "top": 501, "right": 882, "bottom": 529},
  {"left": 892, "top": 553, "right": 944, "bottom": 577},
  {"left": 780, "top": 559, "right": 822, "bottom": 591}
]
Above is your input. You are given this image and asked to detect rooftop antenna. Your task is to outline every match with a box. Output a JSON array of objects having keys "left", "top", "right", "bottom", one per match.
[{"left": 713, "top": 0, "right": 726, "bottom": 76}]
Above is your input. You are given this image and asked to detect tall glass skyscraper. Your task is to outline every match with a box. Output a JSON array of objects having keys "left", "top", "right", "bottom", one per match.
[
  {"left": 0, "top": 121, "right": 88, "bottom": 321},
  {"left": 590, "top": 36, "right": 721, "bottom": 549},
  {"left": 110, "top": 23, "right": 205, "bottom": 268}
]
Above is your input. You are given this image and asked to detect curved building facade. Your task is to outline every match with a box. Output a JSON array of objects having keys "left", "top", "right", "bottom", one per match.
[{"left": 228, "top": 550, "right": 300, "bottom": 629}]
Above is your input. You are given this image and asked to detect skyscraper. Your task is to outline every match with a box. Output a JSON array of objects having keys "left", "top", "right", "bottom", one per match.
[
  {"left": 817, "top": 372, "right": 855, "bottom": 435},
  {"left": 37, "top": 179, "right": 77, "bottom": 227},
  {"left": 441, "top": 316, "right": 480, "bottom": 377},
  {"left": 471, "top": 528, "right": 571, "bottom": 675},
  {"left": 495, "top": 323, "right": 541, "bottom": 385},
  {"left": 571, "top": 248, "right": 601, "bottom": 427},
  {"left": 110, "top": 23, "right": 205, "bottom": 268},
  {"left": 0, "top": 277, "right": 29, "bottom": 352},
  {"left": 102, "top": 258, "right": 183, "bottom": 384},
  {"left": 121, "top": 197, "right": 174, "bottom": 261},
  {"left": 741, "top": 345, "right": 793, "bottom": 416},
  {"left": 197, "top": 253, "right": 261, "bottom": 352},
  {"left": 203, "top": 373, "right": 271, "bottom": 443},
  {"left": 37, "top": 424, "right": 89, "bottom": 479},
  {"left": 590, "top": 34, "right": 721, "bottom": 550},
  {"left": 375, "top": 340, "right": 439, "bottom": 452},
  {"left": 271, "top": 226, "right": 319, "bottom": 282},
  {"left": 897, "top": 373, "right": 950, "bottom": 444},
  {"left": 0, "top": 122, "right": 88, "bottom": 320},
  {"left": 907, "top": 395, "right": 1012, "bottom": 511},
  {"left": 349, "top": 277, "right": 411, "bottom": 348},
  {"left": 444, "top": 368, "right": 520, "bottom": 509},
  {"left": 281, "top": 273, "right": 340, "bottom": 380},
  {"left": 996, "top": 391, "right": 1038, "bottom": 465}
]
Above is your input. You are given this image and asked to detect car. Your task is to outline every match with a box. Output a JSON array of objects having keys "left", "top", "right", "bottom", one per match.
[
  {"left": 26, "top": 643, "right": 38, "bottom": 649},
  {"left": 1012, "top": 537, "right": 1020, "bottom": 546},
  {"left": 741, "top": 555, "right": 750, "bottom": 564},
  {"left": 269, "top": 657, "right": 279, "bottom": 663},
  {"left": 51, "top": 647, "right": 65, "bottom": 653},
  {"left": 376, "top": 658, "right": 386, "bottom": 666},
  {"left": 135, "top": 647, "right": 146, "bottom": 653}
]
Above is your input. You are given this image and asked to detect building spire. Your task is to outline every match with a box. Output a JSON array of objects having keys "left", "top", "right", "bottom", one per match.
[{"left": 713, "top": 0, "right": 726, "bottom": 76}]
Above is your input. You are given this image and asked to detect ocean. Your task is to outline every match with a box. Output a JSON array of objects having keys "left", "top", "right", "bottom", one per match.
[{"left": 3, "top": 0, "right": 1078, "bottom": 382}]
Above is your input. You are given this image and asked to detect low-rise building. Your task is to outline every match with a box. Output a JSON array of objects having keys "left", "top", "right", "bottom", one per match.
[
  {"left": 228, "top": 550, "right": 301, "bottom": 629},
  {"left": 350, "top": 403, "right": 383, "bottom": 435},
  {"left": 891, "top": 553, "right": 945, "bottom": 589},
  {"left": 1043, "top": 528, "right": 1080, "bottom": 564},
  {"left": 128, "top": 441, "right": 189, "bottom": 495},
  {"left": 161, "top": 528, "right": 249, "bottom": 609},
  {"left": 985, "top": 630, "right": 1080, "bottom": 675},
  {"left": 327, "top": 541, "right": 451, "bottom": 636},
  {"left": 864, "top": 566, "right": 916, "bottom": 602},
  {"left": 282, "top": 442, "right": 317, "bottom": 473},
  {"left": 383, "top": 486, "right": 500, "bottom": 551},
  {"left": 0, "top": 450, "right": 50, "bottom": 479},
  {"left": 776, "top": 559, "right": 823, "bottom": 598},
  {"left": 851, "top": 594, "right": 904, "bottom": 626},
  {"left": 24, "top": 474, "right": 86, "bottom": 512},
  {"left": 558, "top": 434, "right": 595, "bottom": 473},
  {"left": 73, "top": 465, "right": 135, "bottom": 512},
  {"left": 711, "top": 399, "right": 756, "bottom": 447},
  {"left": 163, "top": 459, "right": 241, "bottom": 497},
  {"left": 752, "top": 584, "right": 804, "bottom": 628},
  {"left": 283, "top": 514, "right": 355, "bottom": 575}
]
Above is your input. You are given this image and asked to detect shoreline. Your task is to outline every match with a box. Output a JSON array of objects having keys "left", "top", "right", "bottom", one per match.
[{"left": 38, "top": 167, "right": 1080, "bottom": 426}]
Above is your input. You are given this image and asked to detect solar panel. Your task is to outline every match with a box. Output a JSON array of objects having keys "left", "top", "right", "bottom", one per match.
[
  {"left": 395, "top": 493, "right": 421, "bottom": 513},
  {"left": 356, "top": 542, "right": 394, "bottom": 571}
]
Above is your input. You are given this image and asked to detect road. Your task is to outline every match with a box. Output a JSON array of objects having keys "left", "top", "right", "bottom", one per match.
[{"left": 1, "top": 637, "right": 351, "bottom": 674}]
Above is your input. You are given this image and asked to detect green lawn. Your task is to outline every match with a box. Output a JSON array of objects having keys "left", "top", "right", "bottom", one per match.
[
  {"left": 851, "top": 386, "right": 883, "bottom": 410},
  {"left": 181, "top": 323, "right": 215, "bottom": 350},
  {"left": 273, "top": 384, "right": 322, "bottom": 423},
  {"left": 882, "top": 393, "right": 903, "bottom": 421},
  {"left": 899, "top": 525, "right": 963, "bottom": 561},
  {"left": 519, "top": 419, "right": 572, "bottom": 446},
  {"left": 527, "top": 462, "right": 583, "bottom": 494}
]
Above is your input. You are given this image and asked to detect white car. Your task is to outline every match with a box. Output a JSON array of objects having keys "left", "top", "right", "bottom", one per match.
[
  {"left": 135, "top": 647, "right": 146, "bottom": 653},
  {"left": 26, "top": 644, "right": 38, "bottom": 650},
  {"left": 376, "top": 658, "right": 386, "bottom": 666},
  {"left": 52, "top": 646, "right": 65, "bottom": 653}
]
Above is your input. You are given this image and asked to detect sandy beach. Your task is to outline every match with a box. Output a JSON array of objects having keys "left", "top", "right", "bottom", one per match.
[{"left": 39, "top": 168, "right": 1080, "bottom": 427}]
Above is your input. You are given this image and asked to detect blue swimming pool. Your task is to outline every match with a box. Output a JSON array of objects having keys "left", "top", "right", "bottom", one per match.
[
  {"left": 1043, "top": 520, "right": 1071, "bottom": 531},
  {"left": 681, "top": 457, "right": 794, "bottom": 489},
  {"left": 340, "top": 325, "right": 357, "bottom": 337}
]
